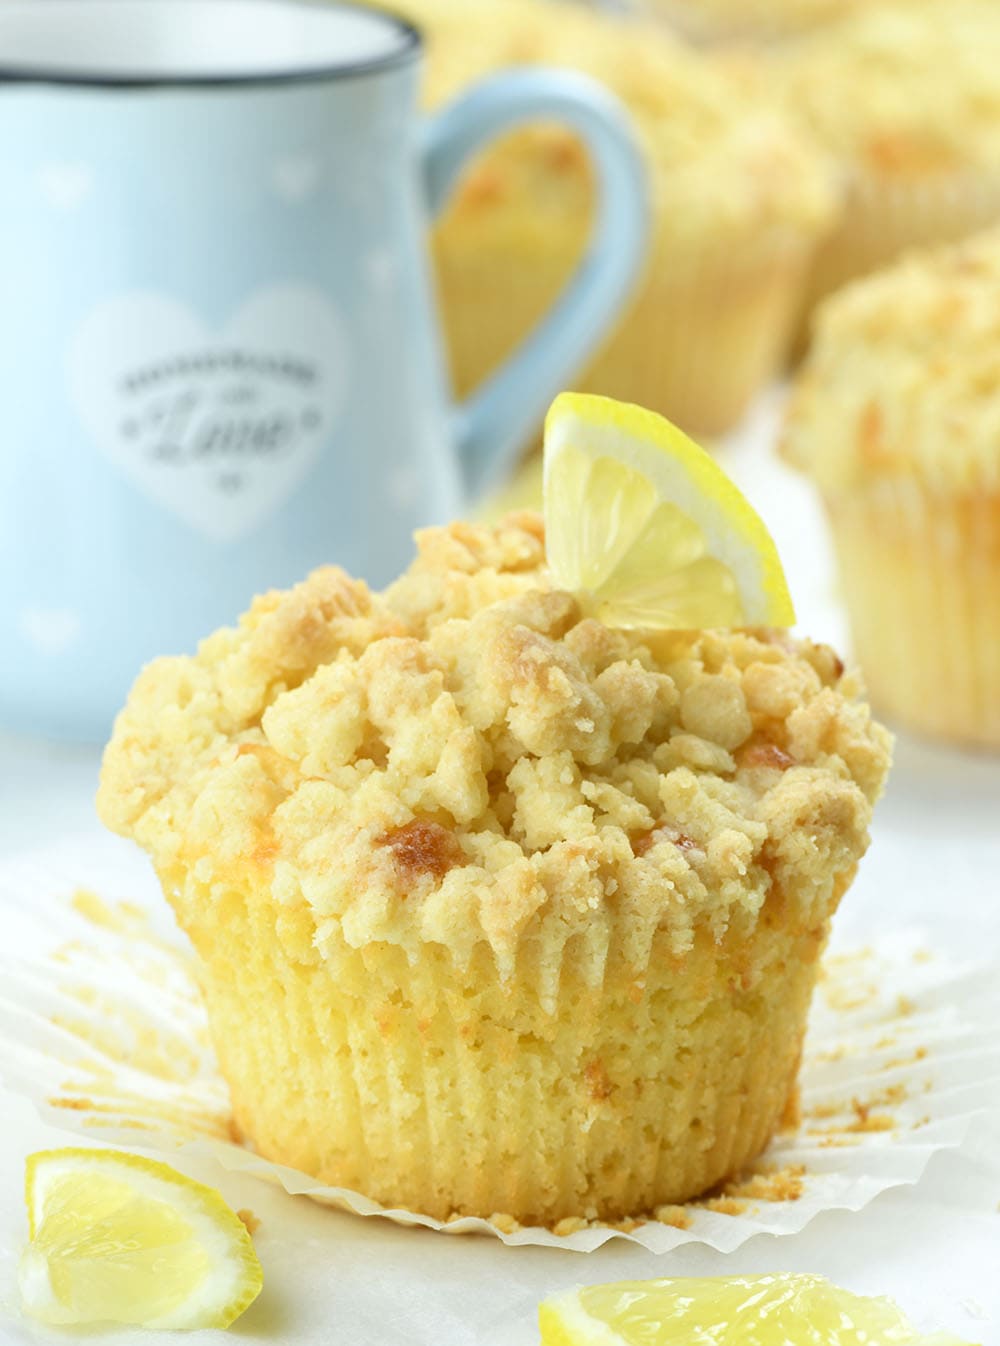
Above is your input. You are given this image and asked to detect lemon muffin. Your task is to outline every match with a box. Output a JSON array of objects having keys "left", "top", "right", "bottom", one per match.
[
  {"left": 640, "top": 0, "right": 867, "bottom": 44},
  {"left": 784, "top": 228, "right": 1000, "bottom": 748},
  {"left": 98, "top": 516, "right": 890, "bottom": 1224},
  {"left": 403, "top": 0, "right": 835, "bottom": 436},
  {"left": 770, "top": 2, "right": 1000, "bottom": 343}
]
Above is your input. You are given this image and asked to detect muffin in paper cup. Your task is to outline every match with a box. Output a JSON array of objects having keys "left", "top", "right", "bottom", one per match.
[
  {"left": 798, "top": 168, "right": 1000, "bottom": 351},
  {"left": 440, "top": 213, "right": 818, "bottom": 439},
  {"left": 98, "top": 514, "right": 890, "bottom": 1225},
  {"left": 634, "top": 0, "right": 867, "bottom": 44},
  {"left": 768, "top": 3, "right": 1000, "bottom": 346},
  {"left": 415, "top": 0, "right": 835, "bottom": 437},
  {"left": 783, "top": 228, "right": 1000, "bottom": 748}
]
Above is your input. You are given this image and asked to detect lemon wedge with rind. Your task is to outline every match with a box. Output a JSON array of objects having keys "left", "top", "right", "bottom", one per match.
[
  {"left": 544, "top": 393, "right": 795, "bottom": 630},
  {"left": 20, "top": 1148, "right": 263, "bottom": 1330},
  {"left": 539, "top": 1275, "right": 977, "bottom": 1346}
]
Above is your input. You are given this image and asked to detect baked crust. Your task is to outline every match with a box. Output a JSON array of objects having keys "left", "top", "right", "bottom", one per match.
[
  {"left": 783, "top": 226, "right": 1000, "bottom": 493},
  {"left": 99, "top": 514, "right": 891, "bottom": 978}
]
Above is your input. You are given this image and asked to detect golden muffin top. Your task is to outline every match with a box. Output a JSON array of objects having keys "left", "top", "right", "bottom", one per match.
[
  {"left": 770, "top": 2, "right": 1000, "bottom": 179},
  {"left": 400, "top": 0, "right": 835, "bottom": 250},
  {"left": 643, "top": 0, "right": 871, "bottom": 43},
  {"left": 650, "top": 0, "right": 943, "bottom": 43},
  {"left": 783, "top": 227, "right": 1000, "bottom": 494},
  {"left": 100, "top": 516, "right": 890, "bottom": 979}
]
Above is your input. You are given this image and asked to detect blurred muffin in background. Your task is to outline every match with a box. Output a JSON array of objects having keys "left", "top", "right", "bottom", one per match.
[
  {"left": 634, "top": 0, "right": 866, "bottom": 44},
  {"left": 769, "top": 2, "right": 1000, "bottom": 346},
  {"left": 783, "top": 227, "right": 1000, "bottom": 749},
  {"left": 399, "top": 0, "right": 835, "bottom": 436}
]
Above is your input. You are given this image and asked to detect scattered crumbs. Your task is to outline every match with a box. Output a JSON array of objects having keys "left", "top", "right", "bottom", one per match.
[
  {"left": 237, "top": 1209, "right": 260, "bottom": 1236},
  {"left": 70, "top": 888, "right": 148, "bottom": 933},
  {"left": 815, "top": 1135, "right": 861, "bottom": 1148},
  {"left": 699, "top": 1197, "right": 746, "bottom": 1217},
  {"left": 654, "top": 1205, "right": 692, "bottom": 1230},
  {"left": 913, "top": 1115, "right": 932, "bottom": 1129},
  {"left": 885, "top": 1046, "right": 928, "bottom": 1070},
  {"left": 913, "top": 949, "right": 933, "bottom": 965},
  {"left": 553, "top": 1216, "right": 589, "bottom": 1237},
  {"left": 814, "top": 1044, "right": 848, "bottom": 1064},
  {"left": 897, "top": 995, "right": 916, "bottom": 1016},
  {"left": 823, "top": 982, "right": 878, "bottom": 1012},
  {"left": 821, "top": 948, "right": 874, "bottom": 978},
  {"left": 721, "top": 1164, "right": 806, "bottom": 1204},
  {"left": 850, "top": 1114, "right": 893, "bottom": 1136},
  {"left": 870, "top": 1083, "right": 909, "bottom": 1109},
  {"left": 804, "top": 1099, "right": 843, "bottom": 1121},
  {"left": 48, "top": 1094, "right": 97, "bottom": 1113}
]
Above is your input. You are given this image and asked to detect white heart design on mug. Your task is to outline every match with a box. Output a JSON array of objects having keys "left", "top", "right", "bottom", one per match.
[
  {"left": 68, "top": 287, "right": 348, "bottom": 543},
  {"left": 37, "top": 162, "right": 93, "bottom": 210},
  {"left": 272, "top": 154, "right": 321, "bottom": 202}
]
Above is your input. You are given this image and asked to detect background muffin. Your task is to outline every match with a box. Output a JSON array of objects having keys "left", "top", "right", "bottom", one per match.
[
  {"left": 769, "top": 2, "right": 1000, "bottom": 346},
  {"left": 783, "top": 227, "right": 1000, "bottom": 748},
  {"left": 400, "top": 0, "right": 835, "bottom": 436},
  {"left": 635, "top": 0, "right": 871, "bottom": 44},
  {"left": 98, "top": 516, "right": 890, "bottom": 1225}
]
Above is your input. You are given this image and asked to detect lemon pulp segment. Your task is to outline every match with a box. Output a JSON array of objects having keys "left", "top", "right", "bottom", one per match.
[
  {"left": 539, "top": 1275, "right": 978, "bottom": 1345},
  {"left": 20, "top": 1148, "right": 262, "bottom": 1330},
  {"left": 544, "top": 393, "right": 795, "bottom": 630}
]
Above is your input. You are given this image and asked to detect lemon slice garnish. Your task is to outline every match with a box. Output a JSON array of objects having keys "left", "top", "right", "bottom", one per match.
[
  {"left": 19, "top": 1148, "right": 263, "bottom": 1330},
  {"left": 544, "top": 393, "right": 795, "bottom": 629},
  {"left": 539, "top": 1275, "right": 976, "bottom": 1345}
]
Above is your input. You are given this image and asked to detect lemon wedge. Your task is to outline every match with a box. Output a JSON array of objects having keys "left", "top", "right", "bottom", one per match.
[
  {"left": 19, "top": 1148, "right": 263, "bottom": 1330},
  {"left": 543, "top": 393, "right": 795, "bottom": 629},
  {"left": 539, "top": 1275, "right": 977, "bottom": 1346}
]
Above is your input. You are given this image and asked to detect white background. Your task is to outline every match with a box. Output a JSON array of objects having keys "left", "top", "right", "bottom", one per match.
[{"left": 0, "top": 398, "right": 999, "bottom": 1344}]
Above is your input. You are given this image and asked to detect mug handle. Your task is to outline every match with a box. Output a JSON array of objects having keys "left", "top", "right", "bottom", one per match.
[{"left": 422, "top": 68, "right": 649, "bottom": 502}]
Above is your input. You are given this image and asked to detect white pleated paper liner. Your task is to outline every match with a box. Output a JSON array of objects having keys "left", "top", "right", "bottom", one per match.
[{"left": 1, "top": 837, "right": 998, "bottom": 1253}]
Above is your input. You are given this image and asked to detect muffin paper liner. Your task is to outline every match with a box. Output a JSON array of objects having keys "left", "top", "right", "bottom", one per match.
[
  {"left": 438, "top": 226, "right": 817, "bottom": 441},
  {"left": 1, "top": 836, "right": 998, "bottom": 1254},
  {"left": 826, "top": 479, "right": 1000, "bottom": 748},
  {"left": 798, "top": 171, "right": 1000, "bottom": 351}
]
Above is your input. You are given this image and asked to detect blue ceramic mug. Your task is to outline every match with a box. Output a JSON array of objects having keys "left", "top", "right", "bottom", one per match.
[{"left": 0, "top": 0, "right": 647, "bottom": 741}]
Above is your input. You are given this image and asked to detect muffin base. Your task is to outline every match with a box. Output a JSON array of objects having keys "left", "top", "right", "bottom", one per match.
[
  {"left": 827, "top": 480, "right": 1000, "bottom": 749},
  {"left": 179, "top": 876, "right": 827, "bottom": 1225},
  {"left": 434, "top": 233, "right": 815, "bottom": 439},
  {"left": 797, "top": 171, "right": 1000, "bottom": 354}
]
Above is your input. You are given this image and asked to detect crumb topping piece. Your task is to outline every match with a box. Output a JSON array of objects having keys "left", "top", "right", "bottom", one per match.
[
  {"left": 406, "top": 0, "right": 835, "bottom": 247},
  {"left": 98, "top": 515, "right": 891, "bottom": 978},
  {"left": 771, "top": 2, "right": 1000, "bottom": 178},
  {"left": 783, "top": 226, "right": 1000, "bottom": 493}
]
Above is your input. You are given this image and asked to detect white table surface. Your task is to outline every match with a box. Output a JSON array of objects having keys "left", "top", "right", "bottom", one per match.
[{"left": 1, "top": 399, "right": 999, "bottom": 1344}]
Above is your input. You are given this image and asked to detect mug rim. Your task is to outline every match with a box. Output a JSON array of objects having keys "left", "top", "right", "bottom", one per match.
[{"left": 0, "top": 0, "right": 421, "bottom": 90}]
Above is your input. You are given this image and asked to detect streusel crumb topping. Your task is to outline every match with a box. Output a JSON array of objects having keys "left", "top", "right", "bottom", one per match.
[
  {"left": 407, "top": 0, "right": 835, "bottom": 248},
  {"left": 771, "top": 2, "right": 1000, "bottom": 178},
  {"left": 99, "top": 515, "right": 890, "bottom": 978},
  {"left": 783, "top": 226, "right": 1000, "bottom": 493}
]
